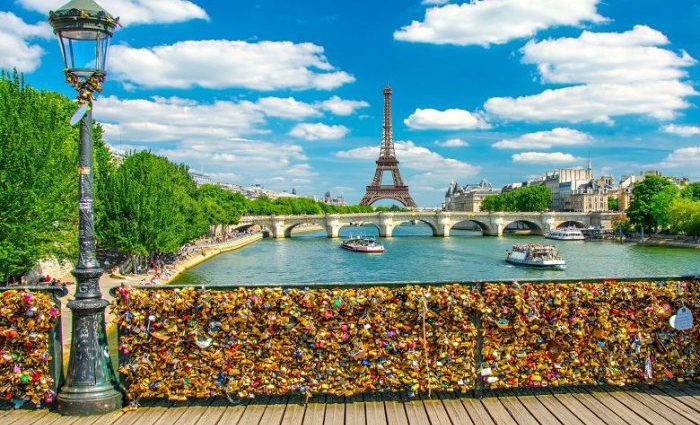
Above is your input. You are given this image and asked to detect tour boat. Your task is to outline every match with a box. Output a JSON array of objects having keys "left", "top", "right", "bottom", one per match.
[
  {"left": 505, "top": 244, "right": 566, "bottom": 269},
  {"left": 340, "top": 236, "right": 385, "bottom": 253},
  {"left": 545, "top": 228, "right": 585, "bottom": 241}
]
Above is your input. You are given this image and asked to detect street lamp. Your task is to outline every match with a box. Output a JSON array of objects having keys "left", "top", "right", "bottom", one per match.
[{"left": 49, "top": 0, "right": 121, "bottom": 416}]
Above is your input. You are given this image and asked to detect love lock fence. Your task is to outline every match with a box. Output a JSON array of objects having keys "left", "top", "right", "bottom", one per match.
[
  {"left": 110, "top": 276, "right": 699, "bottom": 405},
  {"left": 0, "top": 286, "right": 68, "bottom": 409}
]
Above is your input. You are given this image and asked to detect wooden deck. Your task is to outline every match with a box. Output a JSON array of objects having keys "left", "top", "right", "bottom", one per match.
[{"left": 1, "top": 382, "right": 698, "bottom": 425}]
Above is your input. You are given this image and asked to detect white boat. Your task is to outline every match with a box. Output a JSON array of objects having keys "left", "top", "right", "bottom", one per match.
[
  {"left": 545, "top": 228, "right": 585, "bottom": 241},
  {"left": 340, "top": 236, "right": 385, "bottom": 253},
  {"left": 506, "top": 244, "right": 566, "bottom": 269}
]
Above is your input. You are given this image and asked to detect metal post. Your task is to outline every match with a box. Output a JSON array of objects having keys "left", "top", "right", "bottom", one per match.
[{"left": 57, "top": 107, "right": 123, "bottom": 415}]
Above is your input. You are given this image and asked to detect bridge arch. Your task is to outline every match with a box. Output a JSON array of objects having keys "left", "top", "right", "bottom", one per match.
[
  {"left": 449, "top": 219, "right": 493, "bottom": 235},
  {"left": 283, "top": 221, "right": 325, "bottom": 238},
  {"left": 390, "top": 219, "right": 439, "bottom": 237},
  {"left": 502, "top": 219, "right": 544, "bottom": 236},
  {"left": 557, "top": 220, "right": 586, "bottom": 229},
  {"left": 337, "top": 222, "right": 381, "bottom": 237},
  {"left": 362, "top": 196, "right": 414, "bottom": 208}
]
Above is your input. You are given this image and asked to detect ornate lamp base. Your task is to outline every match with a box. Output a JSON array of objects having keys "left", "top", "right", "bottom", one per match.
[{"left": 57, "top": 294, "right": 122, "bottom": 415}]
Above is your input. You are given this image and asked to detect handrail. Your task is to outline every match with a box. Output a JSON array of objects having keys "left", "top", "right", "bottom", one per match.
[
  {"left": 0, "top": 285, "right": 68, "bottom": 407},
  {"left": 109, "top": 274, "right": 699, "bottom": 295}
]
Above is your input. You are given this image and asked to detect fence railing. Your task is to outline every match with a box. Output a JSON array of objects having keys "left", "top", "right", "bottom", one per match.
[
  {"left": 110, "top": 276, "right": 699, "bottom": 403},
  {"left": 0, "top": 286, "right": 68, "bottom": 408}
]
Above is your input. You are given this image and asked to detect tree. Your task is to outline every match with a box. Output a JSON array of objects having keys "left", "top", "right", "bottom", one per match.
[
  {"left": 667, "top": 198, "right": 700, "bottom": 236},
  {"left": 480, "top": 186, "right": 551, "bottom": 212},
  {"left": 98, "top": 152, "right": 208, "bottom": 262},
  {"left": 627, "top": 175, "right": 674, "bottom": 232},
  {"left": 196, "top": 184, "right": 247, "bottom": 226},
  {"left": 649, "top": 185, "right": 680, "bottom": 232},
  {"left": 681, "top": 182, "right": 700, "bottom": 201},
  {"left": 0, "top": 72, "right": 110, "bottom": 278},
  {"left": 608, "top": 197, "right": 619, "bottom": 211}
]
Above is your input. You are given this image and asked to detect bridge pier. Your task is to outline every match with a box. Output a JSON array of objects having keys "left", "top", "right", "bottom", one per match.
[{"left": 271, "top": 219, "right": 286, "bottom": 239}]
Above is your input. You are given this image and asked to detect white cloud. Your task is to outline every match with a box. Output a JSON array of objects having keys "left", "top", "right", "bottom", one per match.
[
  {"left": 0, "top": 12, "right": 52, "bottom": 72},
  {"left": 662, "top": 124, "right": 700, "bottom": 137},
  {"left": 255, "top": 97, "right": 320, "bottom": 120},
  {"left": 318, "top": 96, "right": 369, "bottom": 116},
  {"left": 485, "top": 26, "right": 698, "bottom": 124},
  {"left": 337, "top": 140, "right": 480, "bottom": 185},
  {"left": 394, "top": 0, "right": 605, "bottom": 47},
  {"left": 435, "top": 138, "right": 469, "bottom": 147},
  {"left": 94, "top": 95, "right": 313, "bottom": 187},
  {"left": 660, "top": 146, "right": 700, "bottom": 169},
  {"left": 109, "top": 40, "right": 354, "bottom": 91},
  {"left": 404, "top": 108, "right": 490, "bottom": 130},
  {"left": 18, "top": 0, "right": 208, "bottom": 26},
  {"left": 289, "top": 123, "right": 349, "bottom": 141},
  {"left": 493, "top": 128, "right": 593, "bottom": 149},
  {"left": 512, "top": 152, "right": 581, "bottom": 164},
  {"left": 95, "top": 96, "right": 265, "bottom": 142},
  {"left": 422, "top": 0, "right": 450, "bottom": 4}
]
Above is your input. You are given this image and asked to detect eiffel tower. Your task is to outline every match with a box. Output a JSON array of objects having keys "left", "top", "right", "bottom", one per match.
[{"left": 359, "top": 86, "right": 417, "bottom": 208}]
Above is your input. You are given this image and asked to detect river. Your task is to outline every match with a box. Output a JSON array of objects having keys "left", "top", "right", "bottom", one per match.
[{"left": 172, "top": 224, "right": 700, "bottom": 285}]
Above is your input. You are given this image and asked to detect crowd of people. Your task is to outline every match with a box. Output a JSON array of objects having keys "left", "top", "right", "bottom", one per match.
[{"left": 133, "top": 229, "right": 259, "bottom": 286}]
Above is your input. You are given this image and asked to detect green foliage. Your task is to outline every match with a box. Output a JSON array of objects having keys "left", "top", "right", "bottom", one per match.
[
  {"left": 244, "top": 195, "right": 374, "bottom": 216},
  {"left": 374, "top": 205, "right": 409, "bottom": 212},
  {"left": 98, "top": 151, "right": 208, "bottom": 257},
  {"left": 608, "top": 197, "right": 619, "bottom": 211},
  {"left": 667, "top": 197, "right": 700, "bottom": 236},
  {"left": 196, "top": 184, "right": 246, "bottom": 225},
  {"left": 649, "top": 185, "right": 680, "bottom": 231},
  {"left": 481, "top": 186, "right": 551, "bottom": 212},
  {"left": 681, "top": 182, "right": 700, "bottom": 201},
  {"left": 0, "top": 72, "right": 110, "bottom": 277},
  {"left": 627, "top": 175, "right": 674, "bottom": 232}
]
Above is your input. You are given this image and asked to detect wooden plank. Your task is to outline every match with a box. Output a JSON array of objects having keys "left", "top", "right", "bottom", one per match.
[
  {"left": 479, "top": 396, "right": 517, "bottom": 425},
  {"left": 123, "top": 400, "right": 176, "bottom": 425},
  {"left": 564, "top": 388, "right": 627, "bottom": 425},
  {"left": 237, "top": 395, "right": 271, "bottom": 425},
  {"left": 436, "top": 393, "right": 474, "bottom": 425},
  {"left": 399, "top": 393, "right": 430, "bottom": 425},
  {"left": 41, "top": 414, "right": 80, "bottom": 425},
  {"left": 172, "top": 398, "right": 215, "bottom": 425},
  {"left": 280, "top": 395, "right": 306, "bottom": 425},
  {"left": 70, "top": 409, "right": 124, "bottom": 425},
  {"left": 323, "top": 395, "right": 345, "bottom": 425},
  {"left": 459, "top": 398, "right": 496, "bottom": 425},
  {"left": 108, "top": 399, "right": 158, "bottom": 425},
  {"left": 583, "top": 387, "right": 652, "bottom": 425},
  {"left": 511, "top": 389, "right": 563, "bottom": 425},
  {"left": 624, "top": 389, "right": 696, "bottom": 425},
  {"left": 419, "top": 393, "right": 452, "bottom": 425},
  {"left": 191, "top": 397, "right": 227, "bottom": 425},
  {"left": 3, "top": 410, "right": 53, "bottom": 425},
  {"left": 639, "top": 387, "right": 700, "bottom": 424},
  {"left": 496, "top": 390, "right": 539, "bottom": 425},
  {"left": 383, "top": 393, "right": 408, "bottom": 425},
  {"left": 548, "top": 388, "right": 607, "bottom": 425},
  {"left": 302, "top": 394, "right": 326, "bottom": 425},
  {"left": 656, "top": 386, "right": 700, "bottom": 412},
  {"left": 604, "top": 387, "right": 675, "bottom": 425},
  {"left": 216, "top": 398, "right": 250, "bottom": 425},
  {"left": 363, "top": 393, "right": 387, "bottom": 425},
  {"left": 259, "top": 395, "right": 289, "bottom": 425},
  {"left": 345, "top": 394, "right": 365, "bottom": 425},
  {"left": 520, "top": 389, "right": 583, "bottom": 425}
]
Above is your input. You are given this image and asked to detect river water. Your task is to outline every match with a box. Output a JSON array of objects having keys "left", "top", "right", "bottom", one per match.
[{"left": 173, "top": 224, "right": 700, "bottom": 285}]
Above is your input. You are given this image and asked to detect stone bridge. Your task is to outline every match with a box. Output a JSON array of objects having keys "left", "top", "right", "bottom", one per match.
[{"left": 240, "top": 211, "right": 622, "bottom": 238}]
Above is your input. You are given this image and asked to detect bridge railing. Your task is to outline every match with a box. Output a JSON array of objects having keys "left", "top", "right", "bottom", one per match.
[
  {"left": 110, "top": 275, "right": 698, "bottom": 404},
  {"left": 0, "top": 285, "right": 68, "bottom": 409}
]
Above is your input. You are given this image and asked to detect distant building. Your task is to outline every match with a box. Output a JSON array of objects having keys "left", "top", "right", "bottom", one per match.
[
  {"left": 323, "top": 191, "right": 346, "bottom": 206},
  {"left": 444, "top": 179, "right": 501, "bottom": 212},
  {"left": 544, "top": 160, "right": 594, "bottom": 211},
  {"left": 189, "top": 171, "right": 213, "bottom": 186},
  {"left": 615, "top": 170, "right": 688, "bottom": 211},
  {"left": 571, "top": 179, "right": 612, "bottom": 212}
]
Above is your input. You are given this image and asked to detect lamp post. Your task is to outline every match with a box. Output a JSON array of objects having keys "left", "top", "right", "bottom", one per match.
[{"left": 48, "top": 0, "right": 122, "bottom": 416}]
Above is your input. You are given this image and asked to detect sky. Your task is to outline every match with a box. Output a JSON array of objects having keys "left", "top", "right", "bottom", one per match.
[{"left": 1, "top": 0, "right": 699, "bottom": 207}]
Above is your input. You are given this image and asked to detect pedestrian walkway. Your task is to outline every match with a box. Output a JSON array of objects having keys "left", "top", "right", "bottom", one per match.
[{"left": 1, "top": 382, "right": 698, "bottom": 425}]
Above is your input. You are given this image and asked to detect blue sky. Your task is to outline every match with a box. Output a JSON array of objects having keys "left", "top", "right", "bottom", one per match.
[{"left": 1, "top": 0, "right": 699, "bottom": 207}]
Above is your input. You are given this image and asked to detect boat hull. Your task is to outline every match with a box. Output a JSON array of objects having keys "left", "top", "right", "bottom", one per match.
[
  {"left": 340, "top": 244, "right": 384, "bottom": 253},
  {"left": 505, "top": 258, "right": 566, "bottom": 269}
]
